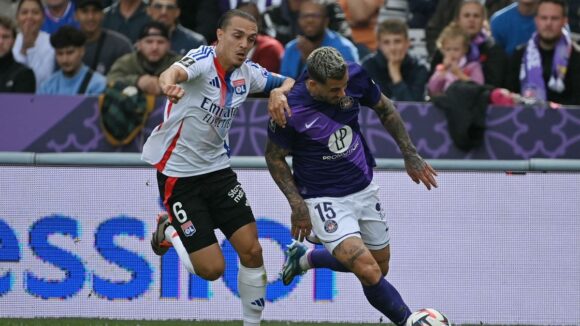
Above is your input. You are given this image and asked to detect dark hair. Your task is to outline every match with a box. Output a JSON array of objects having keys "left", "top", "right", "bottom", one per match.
[
  {"left": 138, "top": 21, "right": 170, "bottom": 40},
  {"left": 16, "top": 0, "right": 44, "bottom": 15},
  {"left": 377, "top": 19, "right": 409, "bottom": 39},
  {"left": 217, "top": 9, "right": 257, "bottom": 29},
  {"left": 50, "top": 26, "right": 87, "bottom": 49},
  {"left": 537, "top": 0, "right": 568, "bottom": 16},
  {"left": 301, "top": 0, "right": 328, "bottom": 16},
  {"left": 0, "top": 15, "right": 17, "bottom": 39}
]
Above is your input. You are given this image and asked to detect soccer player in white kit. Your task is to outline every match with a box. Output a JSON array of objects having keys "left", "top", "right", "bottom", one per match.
[
  {"left": 266, "top": 47, "right": 438, "bottom": 325},
  {"left": 142, "top": 9, "right": 294, "bottom": 326}
]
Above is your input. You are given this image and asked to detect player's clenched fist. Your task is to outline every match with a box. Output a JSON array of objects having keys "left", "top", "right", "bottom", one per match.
[{"left": 162, "top": 84, "right": 185, "bottom": 104}]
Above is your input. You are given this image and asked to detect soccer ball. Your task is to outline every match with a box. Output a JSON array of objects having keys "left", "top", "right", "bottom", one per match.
[{"left": 405, "top": 308, "right": 450, "bottom": 326}]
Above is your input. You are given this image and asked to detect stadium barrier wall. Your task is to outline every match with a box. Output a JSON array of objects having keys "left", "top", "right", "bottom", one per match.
[
  {"left": 1, "top": 94, "right": 580, "bottom": 159},
  {"left": 0, "top": 153, "right": 578, "bottom": 325}
]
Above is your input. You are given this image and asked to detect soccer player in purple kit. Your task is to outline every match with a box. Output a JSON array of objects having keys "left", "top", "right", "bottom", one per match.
[{"left": 265, "top": 47, "right": 438, "bottom": 326}]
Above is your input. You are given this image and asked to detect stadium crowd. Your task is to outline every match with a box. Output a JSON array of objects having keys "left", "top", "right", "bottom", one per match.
[{"left": 0, "top": 0, "right": 579, "bottom": 106}]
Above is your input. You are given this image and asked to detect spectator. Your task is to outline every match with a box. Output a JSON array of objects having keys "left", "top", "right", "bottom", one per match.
[
  {"left": 38, "top": 26, "right": 106, "bottom": 95},
  {"left": 280, "top": 0, "right": 359, "bottom": 79},
  {"left": 338, "top": 0, "right": 384, "bottom": 51},
  {"left": 430, "top": 0, "right": 507, "bottom": 88},
  {"left": 178, "top": 0, "right": 221, "bottom": 45},
  {"left": 237, "top": 1, "right": 285, "bottom": 73},
  {"left": 147, "top": 0, "right": 206, "bottom": 56},
  {"left": 12, "top": 0, "right": 55, "bottom": 89},
  {"left": 41, "top": 0, "right": 79, "bottom": 34},
  {"left": 103, "top": 0, "right": 151, "bottom": 43},
  {"left": 505, "top": 0, "right": 580, "bottom": 105},
  {"left": 490, "top": 0, "right": 538, "bottom": 55},
  {"left": 425, "top": 0, "right": 514, "bottom": 56},
  {"left": 428, "top": 24, "right": 484, "bottom": 96},
  {"left": 76, "top": 0, "right": 134, "bottom": 75},
  {"left": 107, "top": 21, "right": 181, "bottom": 96},
  {"left": 264, "top": 0, "right": 352, "bottom": 46},
  {"left": 362, "top": 19, "right": 428, "bottom": 101},
  {"left": 0, "top": 15, "right": 35, "bottom": 93}
]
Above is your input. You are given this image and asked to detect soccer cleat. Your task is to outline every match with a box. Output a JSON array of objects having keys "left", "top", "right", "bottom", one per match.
[
  {"left": 280, "top": 240, "right": 308, "bottom": 285},
  {"left": 151, "top": 212, "right": 173, "bottom": 256}
]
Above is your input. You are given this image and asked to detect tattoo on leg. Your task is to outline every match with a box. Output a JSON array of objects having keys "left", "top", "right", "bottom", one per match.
[
  {"left": 334, "top": 242, "right": 367, "bottom": 269},
  {"left": 347, "top": 247, "right": 366, "bottom": 269}
]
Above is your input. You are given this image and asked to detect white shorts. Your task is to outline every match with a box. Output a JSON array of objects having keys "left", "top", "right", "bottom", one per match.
[{"left": 305, "top": 182, "right": 390, "bottom": 253}]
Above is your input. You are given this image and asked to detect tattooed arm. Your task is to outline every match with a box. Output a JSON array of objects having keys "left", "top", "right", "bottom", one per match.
[
  {"left": 265, "top": 140, "right": 312, "bottom": 241},
  {"left": 372, "top": 94, "right": 438, "bottom": 190}
]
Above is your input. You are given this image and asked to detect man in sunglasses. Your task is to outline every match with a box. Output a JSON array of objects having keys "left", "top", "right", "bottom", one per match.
[{"left": 147, "top": 0, "right": 207, "bottom": 55}]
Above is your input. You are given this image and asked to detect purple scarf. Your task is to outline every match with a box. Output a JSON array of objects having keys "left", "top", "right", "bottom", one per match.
[
  {"left": 467, "top": 31, "right": 487, "bottom": 62},
  {"left": 520, "top": 29, "right": 571, "bottom": 100}
]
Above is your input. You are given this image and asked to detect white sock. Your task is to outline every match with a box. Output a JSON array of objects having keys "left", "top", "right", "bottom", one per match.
[
  {"left": 164, "top": 225, "right": 196, "bottom": 275},
  {"left": 238, "top": 264, "right": 266, "bottom": 326},
  {"left": 299, "top": 249, "right": 313, "bottom": 271}
]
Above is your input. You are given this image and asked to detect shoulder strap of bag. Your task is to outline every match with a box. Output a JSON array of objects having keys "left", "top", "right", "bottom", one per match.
[{"left": 77, "top": 69, "right": 94, "bottom": 95}]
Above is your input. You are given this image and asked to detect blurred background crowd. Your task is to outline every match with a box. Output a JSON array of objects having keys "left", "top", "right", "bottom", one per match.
[{"left": 0, "top": 0, "right": 578, "bottom": 106}]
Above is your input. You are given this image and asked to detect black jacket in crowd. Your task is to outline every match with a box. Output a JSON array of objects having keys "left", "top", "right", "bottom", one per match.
[
  {"left": 362, "top": 51, "right": 429, "bottom": 102},
  {"left": 0, "top": 51, "right": 36, "bottom": 93},
  {"left": 505, "top": 42, "right": 580, "bottom": 106},
  {"left": 430, "top": 37, "right": 508, "bottom": 88}
]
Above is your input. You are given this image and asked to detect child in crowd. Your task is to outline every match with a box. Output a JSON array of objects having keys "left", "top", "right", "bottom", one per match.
[{"left": 428, "top": 23, "right": 484, "bottom": 96}]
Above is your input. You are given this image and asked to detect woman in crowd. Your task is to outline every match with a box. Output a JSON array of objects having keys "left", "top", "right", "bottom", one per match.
[
  {"left": 429, "top": 0, "right": 506, "bottom": 88},
  {"left": 12, "top": 0, "right": 55, "bottom": 89}
]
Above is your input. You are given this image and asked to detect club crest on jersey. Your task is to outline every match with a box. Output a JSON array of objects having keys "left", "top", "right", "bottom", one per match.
[
  {"left": 232, "top": 79, "right": 247, "bottom": 95},
  {"left": 181, "top": 220, "right": 196, "bottom": 237},
  {"left": 339, "top": 96, "right": 354, "bottom": 111},
  {"left": 324, "top": 220, "right": 338, "bottom": 233}
]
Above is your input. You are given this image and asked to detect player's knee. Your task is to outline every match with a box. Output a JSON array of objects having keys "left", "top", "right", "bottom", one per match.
[
  {"left": 355, "top": 262, "right": 383, "bottom": 286},
  {"left": 195, "top": 262, "right": 225, "bottom": 281},
  {"left": 238, "top": 241, "right": 264, "bottom": 267}
]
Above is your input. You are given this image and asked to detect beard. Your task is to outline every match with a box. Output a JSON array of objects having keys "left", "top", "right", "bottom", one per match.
[
  {"left": 303, "top": 31, "right": 324, "bottom": 43},
  {"left": 540, "top": 32, "right": 562, "bottom": 46}
]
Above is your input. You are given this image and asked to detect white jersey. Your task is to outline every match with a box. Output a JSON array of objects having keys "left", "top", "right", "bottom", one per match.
[{"left": 142, "top": 45, "right": 284, "bottom": 177}]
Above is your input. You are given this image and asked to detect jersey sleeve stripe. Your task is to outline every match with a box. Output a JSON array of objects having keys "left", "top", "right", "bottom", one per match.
[
  {"left": 154, "top": 120, "right": 184, "bottom": 172},
  {"left": 190, "top": 46, "right": 213, "bottom": 60},
  {"left": 264, "top": 73, "right": 286, "bottom": 93}
]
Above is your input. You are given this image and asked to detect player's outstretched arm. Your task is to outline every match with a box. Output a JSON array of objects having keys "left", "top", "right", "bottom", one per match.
[
  {"left": 159, "top": 65, "right": 188, "bottom": 104},
  {"left": 268, "top": 77, "right": 295, "bottom": 128},
  {"left": 372, "top": 94, "right": 438, "bottom": 190},
  {"left": 265, "top": 139, "right": 312, "bottom": 241}
]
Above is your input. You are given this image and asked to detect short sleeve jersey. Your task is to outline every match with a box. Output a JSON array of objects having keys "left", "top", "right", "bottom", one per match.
[
  {"left": 268, "top": 62, "right": 381, "bottom": 198},
  {"left": 142, "top": 45, "right": 284, "bottom": 177}
]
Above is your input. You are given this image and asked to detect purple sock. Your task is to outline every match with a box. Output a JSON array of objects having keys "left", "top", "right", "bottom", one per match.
[
  {"left": 308, "top": 249, "right": 350, "bottom": 272},
  {"left": 362, "top": 278, "right": 411, "bottom": 326}
]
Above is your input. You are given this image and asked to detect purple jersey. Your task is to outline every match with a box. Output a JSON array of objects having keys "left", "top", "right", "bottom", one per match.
[{"left": 268, "top": 62, "right": 381, "bottom": 198}]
